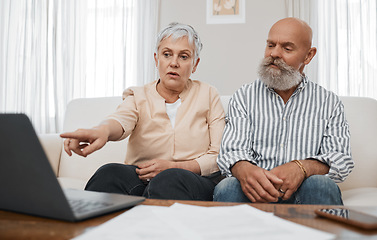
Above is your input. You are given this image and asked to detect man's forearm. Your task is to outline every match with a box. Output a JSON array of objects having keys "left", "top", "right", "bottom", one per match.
[
  {"left": 299, "top": 159, "right": 329, "bottom": 177},
  {"left": 231, "top": 160, "right": 253, "bottom": 177}
]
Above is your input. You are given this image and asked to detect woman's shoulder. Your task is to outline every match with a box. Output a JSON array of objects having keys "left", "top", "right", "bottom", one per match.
[
  {"left": 122, "top": 81, "right": 158, "bottom": 100},
  {"left": 190, "top": 79, "right": 219, "bottom": 94}
]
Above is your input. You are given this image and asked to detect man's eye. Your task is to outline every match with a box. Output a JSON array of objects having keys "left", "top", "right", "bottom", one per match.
[
  {"left": 285, "top": 48, "right": 292, "bottom": 51},
  {"left": 180, "top": 55, "right": 188, "bottom": 60},
  {"left": 163, "top": 52, "right": 171, "bottom": 57}
]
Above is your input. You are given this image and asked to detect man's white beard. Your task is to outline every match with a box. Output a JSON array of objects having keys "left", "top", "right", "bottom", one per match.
[{"left": 258, "top": 56, "right": 302, "bottom": 91}]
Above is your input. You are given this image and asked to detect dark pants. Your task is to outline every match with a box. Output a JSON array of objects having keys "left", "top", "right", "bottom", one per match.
[{"left": 85, "top": 163, "right": 216, "bottom": 201}]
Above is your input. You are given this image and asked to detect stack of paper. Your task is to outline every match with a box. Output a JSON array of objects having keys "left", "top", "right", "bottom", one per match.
[{"left": 73, "top": 203, "right": 334, "bottom": 240}]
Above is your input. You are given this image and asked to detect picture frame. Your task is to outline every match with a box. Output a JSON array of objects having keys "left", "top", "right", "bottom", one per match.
[{"left": 206, "top": 0, "right": 246, "bottom": 24}]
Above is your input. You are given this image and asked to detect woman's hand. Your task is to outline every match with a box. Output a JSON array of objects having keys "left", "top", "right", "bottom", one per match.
[
  {"left": 136, "top": 159, "right": 175, "bottom": 181},
  {"left": 60, "top": 126, "right": 109, "bottom": 157}
]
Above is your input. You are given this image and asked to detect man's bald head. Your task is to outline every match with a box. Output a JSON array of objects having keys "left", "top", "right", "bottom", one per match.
[{"left": 270, "top": 17, "right": 313, "bottom": 49}]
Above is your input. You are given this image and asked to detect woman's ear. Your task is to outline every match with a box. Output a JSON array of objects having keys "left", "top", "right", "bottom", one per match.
[
  {"left": 192, "top": 58, "right": 200, "bottom": 73},
  {"left": 154, "top": 53, "right": 158, "bottom": 67},
  {"left": 304, "top": 47, "right": 317, "bottom": 65}
]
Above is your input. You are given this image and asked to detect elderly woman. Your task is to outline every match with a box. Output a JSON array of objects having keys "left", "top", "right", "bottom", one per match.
[{"left": 60, "top": 23, "right": 225, "bottom": 201}]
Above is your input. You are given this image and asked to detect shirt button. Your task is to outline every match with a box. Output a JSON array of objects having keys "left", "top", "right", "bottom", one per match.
[{"left": 280, "top": 144, "right": 284, "bottom": 148}]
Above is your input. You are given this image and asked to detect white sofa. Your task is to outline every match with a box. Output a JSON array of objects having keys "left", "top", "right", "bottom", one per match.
[{"left": 39, "top": 95, "right": 377, "bottom": 206}]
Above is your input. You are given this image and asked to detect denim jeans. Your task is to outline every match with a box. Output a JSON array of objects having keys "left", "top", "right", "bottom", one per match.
[
  {"left": 85, "top": 163, "right": 216, "bottom": 201},
  {"left": 213, "top": 175, "right": 343, "bottom": 205}
]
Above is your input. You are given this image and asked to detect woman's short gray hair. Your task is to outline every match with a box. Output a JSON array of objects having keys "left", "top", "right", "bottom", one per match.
[{"left": 155, "top": 22, "right": 203, "bottom": 62}]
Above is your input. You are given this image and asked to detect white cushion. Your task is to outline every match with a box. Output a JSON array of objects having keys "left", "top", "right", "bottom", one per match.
[
  {"left": 59, "top": 97, "right": 127, "bottom": 185},
  {"left": 221, "top": 96, "right": 231, "bottom": 115},
  {"left": 342, "top": 187, "right": 377, "bottom": 206},
  {"left": 38, "top": 133, "right": 62, "bottom": 176},
  {"left": 337, "top": 97, "right": 377, "bottom": 191},
  {"left": 58, "top": 177, "right": 87, "bottom": 190}
]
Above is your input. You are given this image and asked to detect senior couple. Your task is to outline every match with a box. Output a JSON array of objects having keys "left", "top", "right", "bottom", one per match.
[{"left": 61, "top": 18, "right": 354, "bottom": 205}]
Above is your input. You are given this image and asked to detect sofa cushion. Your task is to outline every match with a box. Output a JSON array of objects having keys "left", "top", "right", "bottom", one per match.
[
  {"left": 59, "top": 97, "right": 127, "bottom": 184},
  {"left": 337, "top": 97, "right": 377, "bottom": 191},
  {"left": 58, "top": 177, "right": 87, "bottom": 190},
  {"left": 38, "top": 133, "right": 62, "bottom": 176},
  {"left": 342, "top": 188, "right": 377, "bottom": 206}
]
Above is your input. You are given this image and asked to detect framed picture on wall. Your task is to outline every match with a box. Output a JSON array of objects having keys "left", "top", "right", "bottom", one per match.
[{"left": 206, "top": 0, "right": 245, "bottom": 24}]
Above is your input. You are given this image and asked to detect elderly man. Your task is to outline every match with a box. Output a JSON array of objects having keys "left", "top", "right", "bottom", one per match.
[{"left": 214, "top": 18, "right": 354, "bottom": 205}]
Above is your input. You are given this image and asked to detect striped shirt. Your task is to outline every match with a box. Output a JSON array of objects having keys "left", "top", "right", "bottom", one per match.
[{"left": 217, "top": 77, "right": 354, "bottom": 183}]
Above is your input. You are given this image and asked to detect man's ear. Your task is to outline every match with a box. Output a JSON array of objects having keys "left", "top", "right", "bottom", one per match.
[
  {"left": 304, "top": 47, "right": 317, "bottom": 65},
  {"left": 192, "top": 58, "right": 200, "bottom": 73}
]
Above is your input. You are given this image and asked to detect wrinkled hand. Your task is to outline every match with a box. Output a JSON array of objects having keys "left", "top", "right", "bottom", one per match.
[
  {"left": 60, "top": 127, "right": 108, "bottom": 157},
  {"left": 136, "top": 159, "right": 175, "bottom": 181},
  {"left": 270, "top": 161, "right": 306, "bottom": 200},
  {"left": 232, "top": 161, "right": 283, "bottom": 203}
]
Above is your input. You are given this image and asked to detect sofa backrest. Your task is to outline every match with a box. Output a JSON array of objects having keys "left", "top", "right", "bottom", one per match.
[
  {"left": 59, "top": 97, "right": 126, "bottom": 182},
  {"left": 337, "top": 96, "right": 377, "bottom": 190},
  {"left": 59, "top": 95, "right": 377, "bottom": 191}
]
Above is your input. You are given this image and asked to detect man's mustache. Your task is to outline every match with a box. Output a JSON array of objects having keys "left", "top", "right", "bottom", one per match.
[
  {"left": 262, "top": 56, "right": 287, "bottom": 70},
  {"left": 262, "top": 56, "right": 298, "bottom": 75}
]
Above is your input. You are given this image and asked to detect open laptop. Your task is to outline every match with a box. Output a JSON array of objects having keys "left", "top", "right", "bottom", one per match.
[{"left": 0, "top": 113, "right": 145, "bottom": 222}]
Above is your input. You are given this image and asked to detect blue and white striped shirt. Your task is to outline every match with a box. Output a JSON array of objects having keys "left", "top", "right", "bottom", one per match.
[{"left": 217, "top": 77, "right": 354, "bottom": 183}]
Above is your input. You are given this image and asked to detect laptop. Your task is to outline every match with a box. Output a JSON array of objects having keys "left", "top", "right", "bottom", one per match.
[{"left": 0, "top": 113, "right": 145, "bottom": 222}]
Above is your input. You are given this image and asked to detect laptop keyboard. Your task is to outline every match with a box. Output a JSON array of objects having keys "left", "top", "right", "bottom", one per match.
[{"left": 69, "top": 199, "right": 114, "bottom": 214}]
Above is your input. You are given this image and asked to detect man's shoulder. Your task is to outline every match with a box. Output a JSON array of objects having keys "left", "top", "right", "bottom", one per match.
[
  {"left": 304, "top": 80, "right": 343, "bottom": 110},
  {"left": 226, "top": 80, "right": 266, "bottom": 108},
  {"left": 306, "top": 80, "right": 340, "bottom": 99},
  {"left": 231, "top": 79, "right": 266, "bottom": 98}
]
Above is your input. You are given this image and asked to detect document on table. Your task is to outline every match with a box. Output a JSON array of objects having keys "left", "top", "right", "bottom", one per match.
[{"left": 73, "top": 203, "right": 335, "bottom": 240}]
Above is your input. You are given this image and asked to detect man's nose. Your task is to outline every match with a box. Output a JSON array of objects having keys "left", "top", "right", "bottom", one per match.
[{"left": 270, "top": 47, "right": 282, "bottom": 59}]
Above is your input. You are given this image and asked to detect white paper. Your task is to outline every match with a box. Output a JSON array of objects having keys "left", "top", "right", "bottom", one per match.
[{"left": 73, "top": 203, "right": 335, "bottom": 240}]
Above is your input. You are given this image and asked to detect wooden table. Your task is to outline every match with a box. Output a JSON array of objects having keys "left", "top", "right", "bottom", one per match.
[{"left": 1, "top": 199, "right": 377, "bottom": 239}]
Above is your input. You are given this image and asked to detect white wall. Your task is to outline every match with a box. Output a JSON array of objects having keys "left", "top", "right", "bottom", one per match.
[{"left": 158, "top": 0, "right": 287, "bottom": 95}]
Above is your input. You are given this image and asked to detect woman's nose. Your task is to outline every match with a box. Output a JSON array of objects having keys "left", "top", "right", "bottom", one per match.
[{"left": 170, "top": 56, "right": 179, "bottom": 68}]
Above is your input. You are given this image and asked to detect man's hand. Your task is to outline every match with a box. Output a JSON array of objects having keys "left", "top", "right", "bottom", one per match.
[
  {"left": 270, "top": 162, "right": 306, "bottom": 200},
  {"left": 231, "top": 161, "right": 283, "bottom": 203},
  {"left": 271, "top": 159, "right": 330, "bottom": 200},
  {"left": 136, "top": 159, "right": 175, "bottom": 181}
]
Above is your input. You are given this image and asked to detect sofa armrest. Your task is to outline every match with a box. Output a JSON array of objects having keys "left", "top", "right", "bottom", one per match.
[{"left": 38, "top": 133, "right": 62, "bottom": 176}]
